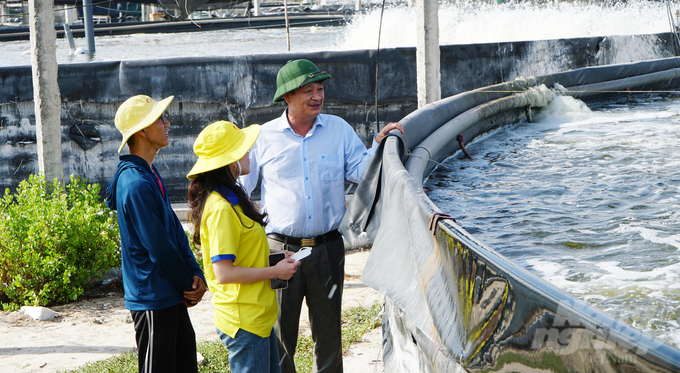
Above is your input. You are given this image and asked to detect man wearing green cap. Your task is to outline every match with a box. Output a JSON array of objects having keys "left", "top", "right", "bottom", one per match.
[
  {"left": 105, "top": 94, "right": 207, "bottom": 373},
  {"left": 241, "top": 59, "right": 403, "bottom": 373}
]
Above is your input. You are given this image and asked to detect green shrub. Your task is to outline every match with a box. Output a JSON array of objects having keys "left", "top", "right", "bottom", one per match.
[
  {"left": 186, "top": 230, "right": 204, "bottom": 272},
  {"left": 0, "top": 174, "right": 120, "bottom": 311}
]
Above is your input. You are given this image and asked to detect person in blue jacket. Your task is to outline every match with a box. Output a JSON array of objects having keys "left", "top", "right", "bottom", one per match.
[{"left": 105, "top": 94, "right": 207, "bottom": 373}]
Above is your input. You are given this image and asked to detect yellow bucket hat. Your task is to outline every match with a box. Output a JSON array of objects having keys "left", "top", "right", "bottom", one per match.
[
  {"left": 187, "top": 120, "right": 260, "bottom": 180},
  {"left": 114, "top": 95, "right": 174, "bottom": 153}
]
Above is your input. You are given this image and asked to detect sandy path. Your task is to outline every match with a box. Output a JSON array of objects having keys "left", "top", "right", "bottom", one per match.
[{"left": 0, "top": 249, "right": 384, "bottom": 373}]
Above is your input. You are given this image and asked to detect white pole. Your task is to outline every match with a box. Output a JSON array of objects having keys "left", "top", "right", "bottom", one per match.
[
  {"left": 354, "top": 0, "right": 361, "bottom": 12},
  {"left": 1, "top": 1, "right": 8, "bottom": 24},
  {"left": 151, "top": 4, "right": 159, "bottom": 21},
  {"left": 28, "top": 0, "right": 65, "bottom": 185},
  {"left": 144, "top": 4, "right": 159, "bottom": 22},
  {"left": 22, "top": 0, "right": 28, "bottom": 24},
  {"left": 284, "top": 0, "right": 290, "bottom": 51},
  {"left": 415, "top": 0, "right": 441, "bottom": 107},
  {"left": 253, "top": 0, "right": 260, "bottom": 16}
]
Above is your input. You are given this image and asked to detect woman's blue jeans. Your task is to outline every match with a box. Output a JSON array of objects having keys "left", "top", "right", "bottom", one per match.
[{"left": 218, "top": 327, "right": 281, "bottom": 373}]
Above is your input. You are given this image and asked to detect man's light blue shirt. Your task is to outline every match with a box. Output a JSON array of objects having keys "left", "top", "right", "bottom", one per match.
[{"left": 241, "top": 111, "right": 379, "bottom": 238}]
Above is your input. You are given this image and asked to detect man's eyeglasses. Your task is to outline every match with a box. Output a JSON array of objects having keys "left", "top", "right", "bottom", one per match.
[
  {"left": 298, "top": 71, "right": 327, "bottom": 88},
  {"left": 160, "top": 112, "right": 170, "bottom": 124}
]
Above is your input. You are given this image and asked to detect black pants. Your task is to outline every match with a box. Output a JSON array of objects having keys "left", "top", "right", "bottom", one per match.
[
  {"left": 131, "top": 303, "right": 198, "bottom": 373},
  {"left": 269, "top": 235, "right": 345, "bottom": 373}
]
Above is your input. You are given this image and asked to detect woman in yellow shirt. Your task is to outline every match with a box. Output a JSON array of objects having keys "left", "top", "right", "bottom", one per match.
[{"left": 187, "top": 121, "right": 299, "bottom": 373}]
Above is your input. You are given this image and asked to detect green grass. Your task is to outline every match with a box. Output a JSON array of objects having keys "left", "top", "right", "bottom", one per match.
[
  {"left": 60, "top": 302, "right": 383, "bottom": 373},
  {"left": 59, "top": 351, "right": 138, "bottom": 373}
]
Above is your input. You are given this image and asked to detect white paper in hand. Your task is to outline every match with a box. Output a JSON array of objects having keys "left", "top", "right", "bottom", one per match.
[{"left": 291, "top": 247, "right": 312, "bottom": 261}]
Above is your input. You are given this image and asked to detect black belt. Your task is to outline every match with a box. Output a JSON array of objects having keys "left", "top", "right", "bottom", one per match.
[{"left": 267, "top": 229, "right": 342, "bottom": 248}]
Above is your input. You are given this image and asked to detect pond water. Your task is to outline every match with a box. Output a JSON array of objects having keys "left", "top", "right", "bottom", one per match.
[{"left": 426, "top": 94, "right": 680, "bottom": 348}]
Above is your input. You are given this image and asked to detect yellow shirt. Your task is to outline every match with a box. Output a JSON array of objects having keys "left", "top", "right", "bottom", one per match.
[{"left": 200, "top": 191, "right": 277, "bottom": 338}]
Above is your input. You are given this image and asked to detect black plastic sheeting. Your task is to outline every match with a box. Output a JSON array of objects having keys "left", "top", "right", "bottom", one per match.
[
  {"left": 341, "top": 57, "right": 680, "bottom": 372},
  {"left": 0, "top": 49, "right": 416, "bottom": 201}
]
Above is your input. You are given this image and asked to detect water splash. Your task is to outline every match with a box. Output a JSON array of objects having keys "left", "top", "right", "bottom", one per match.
[
  {"left": 341, "top": 0, "right": 677, "bottom": 49},
  {"left": 533, "top": 94, "right": 593, "bottom": 123}
]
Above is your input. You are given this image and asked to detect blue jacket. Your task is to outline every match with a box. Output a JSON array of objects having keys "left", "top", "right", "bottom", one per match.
[{"left": 105, "top": 155, "right": 205, "bottom": 311}]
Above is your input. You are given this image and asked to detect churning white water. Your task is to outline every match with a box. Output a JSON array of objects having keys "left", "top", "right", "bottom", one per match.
[
  {"left": 1, "top": 0, "right": 679, "bottom": 66},
  {"left": 342, "top": 0, "right": 678, "bottom": 48}
]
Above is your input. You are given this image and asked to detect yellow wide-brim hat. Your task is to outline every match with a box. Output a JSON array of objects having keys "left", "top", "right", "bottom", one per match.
[
  {"left": 187, "top": 120, "right": 260, "bottom": 180},
  {"left": 114, "top": 95, "right": 174, "bottom": 153}
]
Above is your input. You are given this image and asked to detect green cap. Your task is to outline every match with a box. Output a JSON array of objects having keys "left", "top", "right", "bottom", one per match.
[{"left": 273, "top": 59, "right": 332, "bottom": 103}]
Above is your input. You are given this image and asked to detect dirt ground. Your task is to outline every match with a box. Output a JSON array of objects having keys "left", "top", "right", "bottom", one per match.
[{"left": 0, "top": 249, "right": 384, "bottom": 373}]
